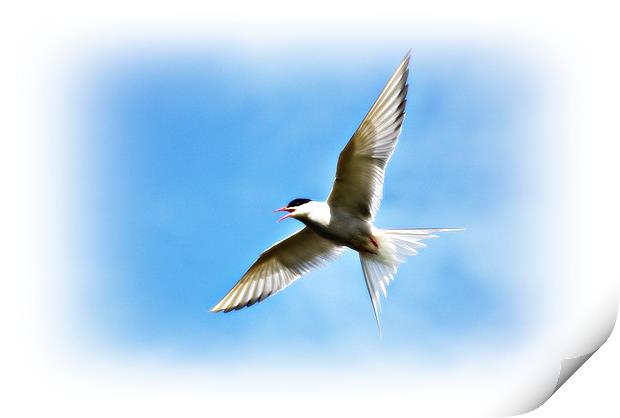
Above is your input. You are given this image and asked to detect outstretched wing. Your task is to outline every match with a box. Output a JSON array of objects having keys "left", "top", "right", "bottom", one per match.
[
  {"left": 327, "top": 52, "right": 410, "bottom": 221},
  {"left": 211, "top": 228, "right": 345, "bottom": 312}
]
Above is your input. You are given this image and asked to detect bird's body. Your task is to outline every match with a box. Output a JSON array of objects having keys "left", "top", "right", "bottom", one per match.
[
  {"left": 294, "top": 201, "right": 377, "bottom": 254},
  {"left": 211, "top": 51, "right": 461, "bottom": 332}
]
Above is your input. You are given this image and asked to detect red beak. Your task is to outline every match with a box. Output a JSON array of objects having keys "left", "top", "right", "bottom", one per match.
[{"left": 274, "top": 206, "right": 294, "bottom": 222}]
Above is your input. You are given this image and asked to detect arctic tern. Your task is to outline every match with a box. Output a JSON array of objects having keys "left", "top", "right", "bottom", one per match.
[{"left": 211, "top": 51, "right": 461, "bottom": 331}]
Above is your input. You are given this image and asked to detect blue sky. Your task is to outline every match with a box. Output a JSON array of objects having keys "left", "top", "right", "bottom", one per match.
[{"left": 77, "top": 46, "right": 539, "bottom": 366}]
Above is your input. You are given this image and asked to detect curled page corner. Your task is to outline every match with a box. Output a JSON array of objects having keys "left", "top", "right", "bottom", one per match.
[
  {"left": 510, "top": 295, "right": 619, "bottom": 416},
  {"left": 554, "top": 352, "right": 595, "bottom": 393},
  {"left": 551, "top": 298, "right": 618, "bottom": 394}
]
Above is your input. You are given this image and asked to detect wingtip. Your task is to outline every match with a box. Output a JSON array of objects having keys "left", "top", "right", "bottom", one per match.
[{"left": 403, "top": 49, "right": 412, "bottom": 65}]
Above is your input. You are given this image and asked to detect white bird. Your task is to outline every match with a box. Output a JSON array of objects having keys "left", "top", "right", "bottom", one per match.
[{"left": 211, "top": 51, "right": 461, "bottom": 332}]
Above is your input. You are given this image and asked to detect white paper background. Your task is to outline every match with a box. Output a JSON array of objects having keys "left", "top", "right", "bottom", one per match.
[{"left": 1, "top": 1, "right": 618, "bottom": 416}]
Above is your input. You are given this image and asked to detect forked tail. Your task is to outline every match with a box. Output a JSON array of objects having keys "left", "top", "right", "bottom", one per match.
[{"left": 360, "top": 228, "right": 463, "bottom": 334}]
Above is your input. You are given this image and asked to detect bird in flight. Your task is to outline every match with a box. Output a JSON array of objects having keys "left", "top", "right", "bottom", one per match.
[{"left": 211, "top": 51, "right": 461, "bottom": 332}]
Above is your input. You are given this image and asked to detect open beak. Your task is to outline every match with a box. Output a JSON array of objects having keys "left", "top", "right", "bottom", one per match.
[{"left": 274, "top": 207, "right": 294, "bottom": 222}]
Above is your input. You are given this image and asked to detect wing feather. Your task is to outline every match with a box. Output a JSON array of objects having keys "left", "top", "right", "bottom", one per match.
[
  {"left": 211, "top": 228, "right": 344, "bottom": 312},
  {"left": 327, "top": 52, "right": 410, "bottom": 220}
]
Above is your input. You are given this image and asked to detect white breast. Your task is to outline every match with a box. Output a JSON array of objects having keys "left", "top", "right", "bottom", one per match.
[{"left": 304, "top": 201, "right": 332, "bottom": 227}]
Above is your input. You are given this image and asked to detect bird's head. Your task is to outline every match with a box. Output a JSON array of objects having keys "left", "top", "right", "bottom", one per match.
[{"left": 273, "top": 198, "right": 313, "bottom": 222}]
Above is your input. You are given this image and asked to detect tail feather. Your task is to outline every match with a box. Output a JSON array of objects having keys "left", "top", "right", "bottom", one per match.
[{"left": 359, "top": 228, "right": 462, "bottom": 334}]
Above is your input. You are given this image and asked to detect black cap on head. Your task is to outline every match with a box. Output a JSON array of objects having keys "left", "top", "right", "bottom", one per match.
[{"left": 287, "top": 198, "right": 312, "bottom": 208}]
